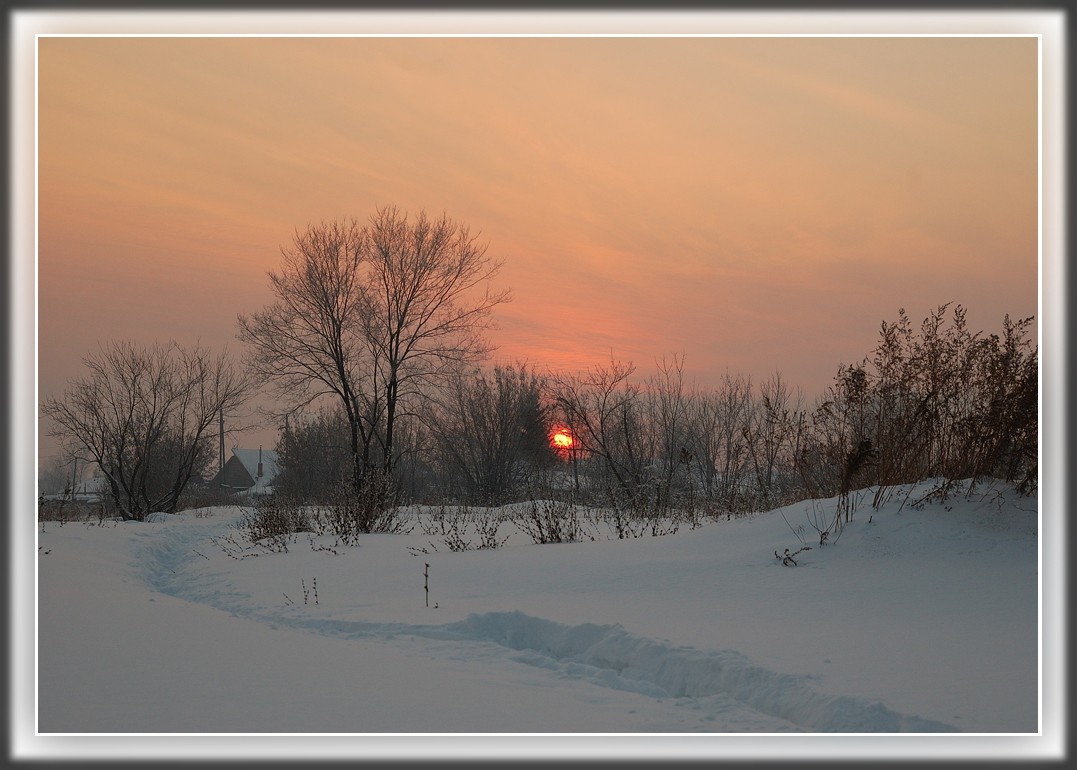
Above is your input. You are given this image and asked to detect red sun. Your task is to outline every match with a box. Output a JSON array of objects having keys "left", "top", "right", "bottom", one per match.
[{"left": 550, "top": 428, "right": 574, "bottom": 450}]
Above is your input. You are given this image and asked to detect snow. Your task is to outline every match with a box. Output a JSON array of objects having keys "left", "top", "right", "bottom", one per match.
[{"left": 31, "top": 480, "right": 1049, "bottom": 760}]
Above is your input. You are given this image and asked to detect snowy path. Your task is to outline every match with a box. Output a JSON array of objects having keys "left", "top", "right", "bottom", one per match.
[{"left": 123, "top": 514, "right": 956, "bottom": 733}]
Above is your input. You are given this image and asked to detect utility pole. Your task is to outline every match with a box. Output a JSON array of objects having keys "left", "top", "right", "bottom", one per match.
[{"left": 219, "top": 408, "right": 225, "bottom": 474}]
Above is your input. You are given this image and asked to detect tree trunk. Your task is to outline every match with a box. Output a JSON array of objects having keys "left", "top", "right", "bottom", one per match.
[{"left": 383, "top": 374, "right": 398, "bottom": 476}]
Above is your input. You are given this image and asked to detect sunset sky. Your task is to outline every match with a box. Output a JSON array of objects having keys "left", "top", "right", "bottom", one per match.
[{"left": 37, "top": 34, "right": 1039, "bottom": 459}]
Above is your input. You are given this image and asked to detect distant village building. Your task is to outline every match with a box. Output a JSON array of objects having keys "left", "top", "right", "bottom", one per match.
[
  {"left": 210, "top": 447, "right": 279, "bottom": 496},
  {"left": 40, "top": 473, "right": 109, "bottom": 502}
]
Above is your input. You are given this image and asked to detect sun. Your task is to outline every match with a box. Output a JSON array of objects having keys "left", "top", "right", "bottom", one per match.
[{"left": 550, "top": 428, "right": 574, "bottom": 450}]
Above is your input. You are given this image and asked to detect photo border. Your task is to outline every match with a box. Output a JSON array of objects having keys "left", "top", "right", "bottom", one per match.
[{"left": 8, "top": 4, "right": 1067, "bottom": 765}]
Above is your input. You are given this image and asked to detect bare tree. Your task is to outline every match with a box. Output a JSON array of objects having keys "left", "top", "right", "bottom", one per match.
[
  {"left": 684, "top": 373, "right": 753, "bottom": 512},
  {"left": 41, "top": 341, "right": 251, "bottom": 520},
  {"left": 427, "top": 362, "right": 552, "bottom": 505},
  {"left": 550, "top": 358, "right": 650, "bottom": 510},
  {"left": 238, "top": 219, "right": 378, "bottom": 494},
  {"left": 238, "top": 208, "right": 510, "bottom": 505},
  {"left": 363, "top": 206, "right": 511, "bottom": 476},
  {"left": 742, "top": 371, "right": 804, "bottom": 509},
  {"left": 644, "top": 354, "right": 693, "bottom": 512},
  {"left": 273, "top": 406, "right": 353, "bottom": 503},
  {"left": 38, "top": 453, "right": 79, "bottom": 497}
]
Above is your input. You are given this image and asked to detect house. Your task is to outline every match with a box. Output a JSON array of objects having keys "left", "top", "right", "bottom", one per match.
[{"left": 210, "top": 447, "right": 279, "bottom": 496}]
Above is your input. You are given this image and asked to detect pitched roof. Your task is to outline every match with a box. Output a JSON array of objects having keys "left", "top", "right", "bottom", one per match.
[{"left": 230, "top": 448, "right": 279, "bottom": 491}]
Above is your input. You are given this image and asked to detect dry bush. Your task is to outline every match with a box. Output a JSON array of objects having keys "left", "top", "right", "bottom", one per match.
[
  {"left": 321, "top": 471, "right": 412, "bottom": 544},
  {"left": 419, "top": 504, "right": 507, "bottom": 551},
  {"left": 513, "top": 498, "right": 593, "bottom": 544},
  {"left": 238, "top": 495, "right": 316, "bottom": 552}
]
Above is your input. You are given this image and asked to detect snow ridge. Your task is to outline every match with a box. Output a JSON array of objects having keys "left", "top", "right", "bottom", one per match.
[
  {"left": 433, "top": 612, "right": 956, "bottom": 733},
  {"left": 133, "top": 516, "right": 957, "bottom": 733}
]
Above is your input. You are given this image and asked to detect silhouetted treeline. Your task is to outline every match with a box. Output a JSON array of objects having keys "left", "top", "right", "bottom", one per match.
[{"left": 272, "top": 304, "right": 1036, "bottom": 518}]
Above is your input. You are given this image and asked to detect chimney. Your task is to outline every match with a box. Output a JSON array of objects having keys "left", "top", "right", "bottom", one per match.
[{"left": 257, "top": 446, "right": 263, "bottom": 478}]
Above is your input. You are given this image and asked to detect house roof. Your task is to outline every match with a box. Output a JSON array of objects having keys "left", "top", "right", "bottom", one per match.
[{"left": 230, "top": 448, "right": 279, "bottom": 491}]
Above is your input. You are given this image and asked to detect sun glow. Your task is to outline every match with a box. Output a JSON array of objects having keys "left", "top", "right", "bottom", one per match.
[{"left": 550, "top": 428, "right": 574, "bottom": 450}]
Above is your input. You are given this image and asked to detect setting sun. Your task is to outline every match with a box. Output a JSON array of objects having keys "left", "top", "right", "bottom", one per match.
[{"left": 550, "top": 428, "right": 574, "bottom": 450}]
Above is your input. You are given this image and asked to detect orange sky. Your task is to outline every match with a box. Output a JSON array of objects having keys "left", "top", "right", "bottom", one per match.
[{"left": 37, "top": 36, "right": 1038, "bottom": 459}]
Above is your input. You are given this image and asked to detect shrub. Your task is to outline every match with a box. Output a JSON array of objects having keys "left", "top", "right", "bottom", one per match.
[
  {"left": 321, "top": 472, "right": 412, "bottom": 545},
  {"left": 419, "top": 504, "right": 507, "bottom": 551},
  {"left": 238, "top": 494, "right": 313, "bottom": 552},
  {"left": 513, "top": 498, "right": 593, "bottom": 544}
]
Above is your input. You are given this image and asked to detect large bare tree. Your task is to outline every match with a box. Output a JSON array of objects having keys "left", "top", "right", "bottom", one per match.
[
  {"left": 41, "top": 340, "right": 251, "bottom": 520},
  {"left": 238, "top": 219, "right": 378, "bottom": 493},
  {"left": 239, "top": 207, "right": 510, "bottom": 499},
  {"left": 364, "top": 206, "right": 510, "bottom": 475}
]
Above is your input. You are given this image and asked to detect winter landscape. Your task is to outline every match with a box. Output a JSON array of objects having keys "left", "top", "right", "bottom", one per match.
[
  {"left": 39, "top": 479, "right": 1038, "bottom": 739},
  {"left": 23, "top": 13, "right": 1062, "bottom": 764}
]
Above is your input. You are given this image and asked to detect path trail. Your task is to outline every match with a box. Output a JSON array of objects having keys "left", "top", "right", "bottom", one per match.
[{"left": 131, "top": 515, "right": 956, "bottom": 733}]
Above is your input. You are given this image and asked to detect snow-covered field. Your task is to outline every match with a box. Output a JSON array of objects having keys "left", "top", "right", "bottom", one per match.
[{"left": 32, "top": 480, "right": 1050, "bottom": 760}]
